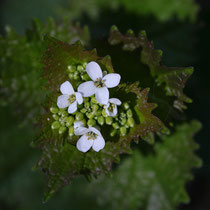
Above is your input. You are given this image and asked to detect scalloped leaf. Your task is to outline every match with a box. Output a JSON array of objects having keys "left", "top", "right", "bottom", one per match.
[
  {"left": 34, "top": 36, "right": 164, "bottom": 201},
  {"left": 109, "top": 26, "right": 193, "bottom": 111},
  {"left": 89, "top": 121, "right": 202, "bottom": 210},
  {"left": 0, "top": 18, "right": 90, "bottom": 125}
]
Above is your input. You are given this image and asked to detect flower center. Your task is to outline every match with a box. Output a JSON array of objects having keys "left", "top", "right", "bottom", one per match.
[
  {"left": 86, "top": 131, "right": 98, "bottom": 140},
  {"left": 108, "top": 103, "right": 115, "bottom": 112},
  {"left": 94, "top": 78, "right": 105, "bottom": 88},
  {"left": 68, "top": 94, "right": 76, "bottom": 104}
]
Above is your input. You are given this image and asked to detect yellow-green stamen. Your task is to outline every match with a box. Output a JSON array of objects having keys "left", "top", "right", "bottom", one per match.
[
  {"left": 108, "top": 103, "right": 115, "bottom": 112},
  {"left": 68, "top": 94, "right": 76, "bottom": 104},
  {"left": 86, "top": 131, "right": 98, "bottom": 140},
  {"left": 94, "top": 78, "right": 105, "bottom": 88}
]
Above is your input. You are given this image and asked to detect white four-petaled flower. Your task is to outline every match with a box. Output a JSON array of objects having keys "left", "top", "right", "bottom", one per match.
[
  {"left": 105, "top": 98, "right": 122, "bottom": 117},
  {"left": 78, "top": 61, "right": 121, "bottom": 105},
  {"left": 57, "top": 81, "right": 83, "bottom": 113},
  {"left": 75, "top": 126, "right": 105, "bottom": 152}
]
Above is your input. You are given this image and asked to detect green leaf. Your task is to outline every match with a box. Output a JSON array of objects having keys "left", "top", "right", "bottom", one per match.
[
  {"left": 34, "top": 36, "right": 164, "bottom": 201},
  {"left": 109, "top": 26, "right": 193, "bottom": 111},
  {"left": 89, "top": 121, "right": 202, "bottom": 210},
  {"left": 0, "top": 18, "right": 90, "bottom": 125}
]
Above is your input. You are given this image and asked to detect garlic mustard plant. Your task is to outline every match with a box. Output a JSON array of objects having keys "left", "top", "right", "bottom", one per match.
[
  {"left": 78, "top": 61, "right": 121, "bottom": 104},
  {"left": 57, "top": 81, "right": 83, "bottom": 113},
  {"left": 105, "top": 98, "right": 121, "bottom": 117}
]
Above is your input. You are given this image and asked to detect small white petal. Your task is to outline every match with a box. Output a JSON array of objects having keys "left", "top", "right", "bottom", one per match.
[
  {"left": 95, "top": 87, "right": 109, "bottom": 105},
  {"left": 92, "top": 136, "right": 105, "bottom": 152},
  {"left": 75, "top": 127, "right": 89, "bottom": 136},
  {"left": 86, "top": 61, "right": 103, "bottom": 81},
  {"left": 57, "top": 94, "right": 69, "bottom": 108},
  {"left": 88, "top": 126, "right": 102, "bottom": 136},
  {"left": 109, "top": 98, "right": 121, "bottom": 105},
  {"left": 112, "top": 106, "right": 118, "bottom": 116},
  {"left": 67, "top": 101, "right": 77, "bottom": 114},
  {"left": 60, "top": 81, "right": 74, "bottom": 95},
  {"left": 105, "top": 104, "right": 117, "bottom": 117},
  {"left": 76, "top": 135, "right": 93, "bottom": 153},
  {"left": 103, "top": 73, "right": 121, "bottom": 88},
  {"left": 74, "top": 121, "right": 85, "bottom": 129},
  {"left": 75, "top": 92, "right": 83, "bottom": 105},
  {"left": 78, "top": 81, "right": 96, "bottom": 97}
]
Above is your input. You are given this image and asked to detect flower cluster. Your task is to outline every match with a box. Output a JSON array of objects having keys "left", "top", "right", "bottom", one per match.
[{"left": 50, "top": 61, "right": 135, "bottom": 153}]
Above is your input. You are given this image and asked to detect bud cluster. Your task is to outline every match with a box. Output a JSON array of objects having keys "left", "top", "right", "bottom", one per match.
[{"left": 50, "top": 96, "right": 135, "bottom": 137}]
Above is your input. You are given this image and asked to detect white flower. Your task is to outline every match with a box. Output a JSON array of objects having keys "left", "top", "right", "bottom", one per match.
[
  {"left": 57, "top": 81, "right": 83, "bottom": 114},
  {"left": 75, "top": 126, "right": 105, "bottom": 153},
  {"left": 78, "top": 61, "right": 121, "bottom": 105},
  {"left": 105, "top": 98, "right": 122, "bottom": 117}
]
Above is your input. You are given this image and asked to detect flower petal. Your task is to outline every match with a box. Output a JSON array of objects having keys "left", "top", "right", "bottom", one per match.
[
  {"left": 76, "top": 135, "right": 93, "bottom": 153},
  {"left": 103, "top": 73, "right": 121, "bottom": 88},
  {"left": 95, "top": 87, "right": 109, "bottom": 105},
  {"left": 78, "top": 81, "right": 96, "bottom": 97},
  {"left": 75, "top": 127, "right": 89, "bottom": 136},
  {"left": 105, "top": 104, "right": 117, "bottom": 117},
  {"left": 67, "top": 101, "right": 77, "bottom": 114},
  {"left": 86, "top": 61, "right": 102, "bottom": 81},
  {"left": 75, "top": 92, "right": 83, "bottom": 105},
  {"left": 89, "top": 126, "right": 102, "bottom": 136},
  {"left": 74, "top": 121, "right": 88, "bottom": 135},
  {"left": 92, "top": 136, "right": 105, "bottom": 152},
  {"left": 109, "top": 98, "right": 122, "bottom": 105},
  {"left": 57, "top": 94, "right": 69, "bottom": 108},
  {"left": 60, "top": 81, "right": 74, "bottom": 95}
]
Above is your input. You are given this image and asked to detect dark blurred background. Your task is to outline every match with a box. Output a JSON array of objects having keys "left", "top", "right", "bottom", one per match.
[{"left": 0, "top": 0, "right": 209, "bottom": 209}]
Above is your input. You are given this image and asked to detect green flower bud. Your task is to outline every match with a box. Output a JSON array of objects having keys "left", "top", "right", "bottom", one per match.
[
  {"left": 67, "top": 65, "right": 76, "bottom": 73},
  {"left": 97, "top": 116, "right": 105, "bottom": 125},
  {"left": 102, "top": 109, "right": 108, "bottom": 117},
  {"left": 95, "top": 110, "right": 102, "bottom": 116},
  {"left": 68, "top": 126, "right": 74, "bottom": 137},
  {"left": 81, "top": 119, "right": 87, "bottom": 127},
  {"left": 127, "top": 117, "right": 135, "bottom": 127},
  {"left": 106, "top": 116, "right": 113, "bottom": 125},
  {"left": 50, "top": 107, "right": 59, "bottom": 114},
  {"left": 77, "top": 65, "right": 84, "bottom": 72},
  {"left": 112, "top": 122, "right": 120, "bottom": 129},
  {"left": 68, "top": 73, "right": 74, "bottom": 79},
  {"left": 123, "top": 102, "right": 130, "bottom": 110},
  {"left": 119, "top": 118, "right": 127, "bottom": 125},
  {"left": 120, "top": 127, "right": 127, "bottom": 136},
  {"left": 127, "top": 109, "right": 133, "bottom": 117},
  {"left": 110, "top": 129, "right": 117, "bottom": 137},
  {"left": 52, "top": 114, "right": 59, "bottom": 120},
  {"left": 91, "top": 97, "right": 98, "bottom": 104},
  {"left": 65, "top": 116, "right": 74, "bottom": 127},
  {"left": 59, "top": 126, "right": 67, "bottom": 134},
  {"left": 83, "top": 97, "right": 89, "bottom": 102},
  {"left": 86, "top": 112, "right": 95, "bottom": 119},
  {"left": 51, "top": 121, "right": 60, "bottom": 129},
  {"left": 61, "top": 111, "right": 68, "bottom": 117},
  {"left": 81, "top": 73, "right": 89, "bottom": 81},
  {"left": 76, "top": 112, "right": 84, "bottom": 121},
  {"left": 83, "top": 62, "right": 87, "bottom": 68},
  {"left": 87, "top": 119, "right": 96, "bottom": 127},
  {"left": 73, "top": 71, "right": 80, "bottom": 80},
  {"left": 80, "top": 108, "right": 87, "bottom": 113},
  {"left": 92, "top": 104, "right": 99, "bottom": 112},
  {"left": 84, "top": 102, "right": 90, "bottom": 108}
]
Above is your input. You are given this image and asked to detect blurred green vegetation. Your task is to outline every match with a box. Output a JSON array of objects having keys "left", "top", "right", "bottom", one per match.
[{"left": 0, "top": 0, "right": 209, "bottom": 210}]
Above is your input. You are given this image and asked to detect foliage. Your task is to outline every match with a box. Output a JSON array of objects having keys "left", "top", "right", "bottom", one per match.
[
  {"left": 34, "top": 36, "right": 166, "bottom": 201},
  {"left": 109, "top": 26, "right": 193, "bottom": 111},
  {"left": 58, "top": 0, "right": 199, "bottom": 22},
  {"left": 89, "top": 121, "right": 202, "bottom": 210},
  {"left": 0, "top": 18, "right": 89, "bottom": 125}
]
